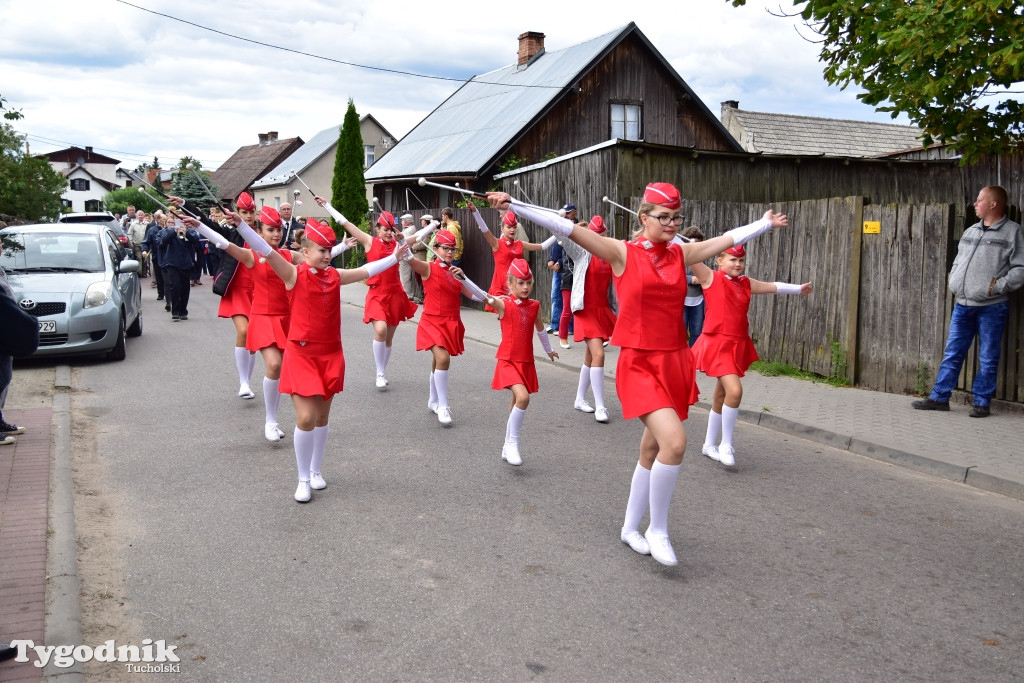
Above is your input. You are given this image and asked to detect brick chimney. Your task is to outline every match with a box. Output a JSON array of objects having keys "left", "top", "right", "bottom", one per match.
[
  {"left": 517, "top": 31, "right": 545, "bottom": 67},
  {"left": 267, "top": 131, "right": 278, "bottom": 142},
  {"left": 258, "top": 133, "right": 269, "bottom": 145},
  {"left": 721, "top": 100, "right": 739, "bottom": 117}
]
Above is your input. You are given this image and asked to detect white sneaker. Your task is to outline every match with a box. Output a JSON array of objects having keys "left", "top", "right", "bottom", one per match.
[
  {"left": 718, "top": 445, "right": 736, "bottom": 468},
  {"left": 594, "top": 406, "right": 609, "bottom": 423},
  {"left": 501, "top": 442, "right": 522, "bottom": 466},
  {"left": 574, "top": 399, "right": 595, "bottom": 413},
  {"left": 559, "top": 339, "right": 571, "bottom": 349},
  {"left": 427, "top": 400, "right": 438, "bottom": 414},
  {"left": 238, "top": 384, "right": 255, "bottom": 399},
  {"left": 264, "top": 422, "right": 282, "bottom": 442},
  {"left": 437, "top": 406, "right": 453, "bottom": 426},
  {"left": 294, "top": 480, "right": 311, "bottom": 503},
  {"left": 621, "top": 529, "right": 650, "bottom": 555},
  {"left": 275, "top": 425, "right": 285, "bottom": 439},
  {"left": 0, "top": 435, "right": 14, "bottom": 446},
  {"left": 310, "top": 471, "right": 327, "bottom": 490},
  {"left": 375, "top": 373, "right": 388, "bottom": 390},
  {"left": 644, "top": 529, "right": 678, "bottom": 567},
  {"left": 702, "top": 444, "right": 720, "bottom": 462}
]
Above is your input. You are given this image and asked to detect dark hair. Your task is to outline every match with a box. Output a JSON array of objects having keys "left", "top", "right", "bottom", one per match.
[
  {"left": 681, "top": 226, "right": 704, "bottom": 241},
  {"left": 441, "top": 207, "right": 454, "bottom": 219}
]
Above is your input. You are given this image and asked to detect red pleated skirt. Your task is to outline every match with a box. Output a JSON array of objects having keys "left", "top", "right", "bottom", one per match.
[
  {"left": 279, "top": 340, "right": 345, "bottom": 398},
  {"left": 245, "top": 313, "right": 289, "bottom": 352},
  {"left": 615, "top": 346, "right": 699, "bottom": 421},
  {"left": 416, "top": 314, "right": 465, "bottom": 356},
  {"left": 363, "top": 285, "right": 418, "bottom": 325},
  {"left": 218, "top": 281, "right": 254, "bottom": 318},
  {"left": 692, "top": 333, "right": 759, "bottom": 378},
  {"left": 572, "top": 306, "right": 616, "bottom": 342},
  {"left": 491, "top": 359, "right": 539, "bottom": 393}
]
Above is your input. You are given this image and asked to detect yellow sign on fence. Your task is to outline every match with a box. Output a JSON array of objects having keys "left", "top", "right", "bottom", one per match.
[{"left": 863, "top": 221, "right": 881, "bottom": 234}]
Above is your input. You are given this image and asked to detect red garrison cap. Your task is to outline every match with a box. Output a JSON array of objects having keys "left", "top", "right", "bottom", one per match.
[
  {"left": 725, "top": 244, "right": 746, "bottom": 258},
  {"left": 236, "top": 192, "right": 256, "bottom": 211},
  {"left": 502, "top": 210, "right": 517, "bottom": 228},
  {"left": 303, "top": 218, "right": 335, "bottom": 249},
  {"left": 435, "top": 230, "right": 457, "bottom": 247},
  {"left": 259, "top": 206, "right": 282, "bottom": 228},
  {"left": 587, "top": 215, "right": 606, "bottom": 234},
  {"left": 508, "top": 258, "right": 532, "bottom": 280},
  {"left": 377, "top": 210, "right": 396, "bottom": 229},
  {"left": 643, "top": 182, "right": 681, "bottom": 210}
]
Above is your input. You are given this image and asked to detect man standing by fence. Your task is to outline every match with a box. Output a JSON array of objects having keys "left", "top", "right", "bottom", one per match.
[{"left": 913, "top": 185, "right": 1023, "bottom": 417}]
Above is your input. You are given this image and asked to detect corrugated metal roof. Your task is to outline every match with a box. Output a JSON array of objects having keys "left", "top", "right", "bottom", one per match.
[
  {"left": 365, "top": 25, "right": 630, "bottom": 181},
  {"left": 727, "top": 108, "right": 924, "bottom": 157},
  {"left": 252, "top": 124, "right": 340, "bottom": 189}
]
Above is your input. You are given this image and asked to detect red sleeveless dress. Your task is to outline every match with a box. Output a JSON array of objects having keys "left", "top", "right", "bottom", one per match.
[
  {"left": 416, "top": 261, "right": 466, "bottom": 355},
  {"left": 491, "top": 296, "right": 541, "bottom": 393},
  {"left": 691, "top": 270, "right": 759, "bottom": 377},
  {"left": 363, "top": 237, "right": 418, "bottom": 325},
  {"left": 245, "top": 248, "right": 292, "bottom": 352},
  {"left": 572, "top": 255, "right": 616, "bottom": 342},
  {"left": 279, "top": 263, "right": 345, "bottom": 398}
]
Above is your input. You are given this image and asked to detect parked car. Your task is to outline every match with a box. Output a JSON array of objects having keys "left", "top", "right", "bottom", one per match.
[
  {"left": 57, "top": 211, "right": 131, "bottom": 247},
  {"left": 0, "top": 223, "right": 142, "bottom": 361}
]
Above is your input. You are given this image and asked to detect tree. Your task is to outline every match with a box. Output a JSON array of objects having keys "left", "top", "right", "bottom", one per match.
[
  {"left": 103, "top": 186, "right": 163, "bottom": 216},
  {"left": 170, "top": 162, "right": 218, "bottom": 206},
  {"left": 331, "top": 98, "right": 370, "bottom": 267},
  {"left": 1, "top": 93, "right": 23, "bottom": 121},
  {"left": 731, "top": 0, "right": 1024, "bottom": 162},
  {"left": 0, "top": 123, "right": 66, "bottom": 221}
]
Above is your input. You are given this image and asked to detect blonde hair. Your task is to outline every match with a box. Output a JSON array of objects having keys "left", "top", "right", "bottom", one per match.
[{"left": 631, "top": 201, "right": 659, "bottom": 240}]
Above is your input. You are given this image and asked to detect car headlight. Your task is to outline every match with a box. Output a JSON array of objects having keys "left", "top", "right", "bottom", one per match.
[{"left": 84, "top": 281, "right": 113, "bottom": 309}]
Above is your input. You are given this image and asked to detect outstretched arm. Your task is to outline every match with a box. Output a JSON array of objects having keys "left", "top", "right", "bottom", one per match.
[
  {"left": 223, "top": 211, "right": 294, "bottom": 286},
  {"left": 337, "top": 242, "right": 410, "bottom": 285},
  {"left": 684, "top": 210, "right": 788, "bottom": 266},
  {"left": 467, "top": 202, "right": 499, "bottom": 252},
  {"left": 314, "top": 195, "right": 372, "bottom": 250},
  {"left": 184, "top": 216, "right": 254, "bottom": 267},
  {"left": 749, "top": 278, "right": 812, "bottom": 296}
]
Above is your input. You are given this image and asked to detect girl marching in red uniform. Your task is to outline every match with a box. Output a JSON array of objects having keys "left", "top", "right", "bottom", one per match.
[
  {"left": 316, "top": 197, "right": 418, "bottom": 390},
  {"left": 691, "top": 245, "right": 811, "bottom": 469},
  {"left": 485, "top": 258, "right": 558, "bottom": 466},
  {"left": 407, "top": 230, "right": 490, "bottom": 427},
  {"left": 210, "top": 212, "right": 406, "bottom": 502},
  {"left": 558, "top": 216, "right": 617, "bottom": 423},
  {"left": 215, "top": 192, "right": 258, "bottom": 399},
  {"left": 488, "top": 183, "right": 787, "bottom": 566},
  {"left": 465, "top": 202, "right": 555, "bottom": 307}
]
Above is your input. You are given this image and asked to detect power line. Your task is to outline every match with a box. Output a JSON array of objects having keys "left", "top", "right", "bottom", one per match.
[{"left": 115, "top": 0, "right": 561, "bottom": 89}]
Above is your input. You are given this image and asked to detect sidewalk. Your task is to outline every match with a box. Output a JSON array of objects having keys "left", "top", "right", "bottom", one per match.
[{"left": 342, "top": 282, "right": 1024, "bottom": 501}]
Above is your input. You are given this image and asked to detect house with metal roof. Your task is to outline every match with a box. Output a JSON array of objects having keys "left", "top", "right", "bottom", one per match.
[
  {"left": 251, "top": 115, "right": 396, "bottom": 218},
  {"left": 719, "top": 100, "right": 925, "bottom": 158},
  {"left": 365, "top": 23, "right": 742, "bottom": 213},
  {"left": 210, "top": 131, "right": 304, "bottom": 205}
]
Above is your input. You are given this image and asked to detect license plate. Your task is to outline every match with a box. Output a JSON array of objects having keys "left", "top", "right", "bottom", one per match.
[{"left": 38, "top": 320, "right": 56, "bottom": 333}]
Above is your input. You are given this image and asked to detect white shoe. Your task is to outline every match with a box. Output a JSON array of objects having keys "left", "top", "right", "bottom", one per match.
[
  {"left": 238, "top": 384, "right": 255, "bottom": 399},
  {"left": 594, "top": 406, "right": 609, "bottom": 423},
  {"left": 437, "top": 406, "right": 453, "bottom": 426},
  {"left": 310, "top": 471, "right": 327, "bottom": 490},
  {"left": 501, "top": 442, "right": 522, "bottom": 466},
  {"left": 275, "top": 425, "right": 285, "bottom": 439},
  {"left": 574, "top": 399, "right": 595, "bottom": 413},
  {"left": 427, "top": 400, "right": 438, "bottom": 414},
  {"left": 264, "top": 422, "right": 282, "bottom": 442},
  {"left": 294, "top": 480, "right": 311, "bottom": 503},
  {"left": 718, "top": 445, "right": 736, "bottom": 469},
  {"left": 375, "top": 373, "right": 388, "bottom": 390},
  {"left": 621, "top": 529, "right": 650, "bottom": 555},
  {"left": 559, "top": 339, "right": 571, "bottom": 349},
  {"left": 644, "top": 529, "right": 678, "bottom": 567},
  {"left": 702, "top": 444, "right": 720, "bottom": 462}
]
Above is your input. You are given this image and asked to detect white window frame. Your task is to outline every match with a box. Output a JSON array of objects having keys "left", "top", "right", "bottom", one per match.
[{"left": 610, "top": 102, "right": 643, "bottom": 141}]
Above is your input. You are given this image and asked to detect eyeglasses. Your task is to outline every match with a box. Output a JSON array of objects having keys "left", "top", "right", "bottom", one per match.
[
  {"left": 645, "top": 213, "right": 685, "bottom": 226},
  {"left": 438, "top": 245, "right": 456, "bottom": 252}
]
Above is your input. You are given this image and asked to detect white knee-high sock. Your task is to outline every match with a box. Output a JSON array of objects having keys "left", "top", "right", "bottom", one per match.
[
  {"left": 372, "top": 340, "right": 387, "bottom": 374},
  {"left": 235, "top": 347, "right": 250, "bottom": 386},
  {"left": 622, "top": 462, "right": 651, "bottom": 532},
  {"left": 720, "top": 406, "right": 739, "bottom": 449},
  {"left": 263, "top": 377, "right": 281, "bottom": 423},
  {"left": 383, "top": 343, "right": 393, "bottom": 368},
  {"left": 576, "top": 365, "right": 592, "bottom": 403},
  {"left": 434, "top": 369, "right": 450, "bottom": 408},
  {"left": 589, "top": 366, "right": 606, "bottom": 410},
  {"left": 311, "top": 425, "right": 329, "bottom": 474},
  {"left": 705, "top": 410, "right": 723, "bottom": 448},
  {"left": 428, "top": 371, "right": 438, "bottom": 405},
  {"left": 294, "top": 427, "right": 314, "bottom": 481},
  {"left": 506, "top": 406, "right": 526, "bottom": 444},
  {"left": 246, "top": 351, "right": 257, "bottom": 383},
  {"left": 648, "top": 461, "right": 681, "bottom": 537}
]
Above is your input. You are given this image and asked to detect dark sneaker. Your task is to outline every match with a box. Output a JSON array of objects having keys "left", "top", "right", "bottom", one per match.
[
  {"left": 912, "top": 398, "right": 949, "bottom": 411},
  {"left": 171, "top": 315, "right": 181, "bottom": 321},
  {"left": 180, "top": 315, "right": 188, "bottom": 321},
  {"left": 0, "top": 421, "right": 25, "bottom": 435},
  {"left": 969, "top": 405, "right": 991, "bottom": 418}
]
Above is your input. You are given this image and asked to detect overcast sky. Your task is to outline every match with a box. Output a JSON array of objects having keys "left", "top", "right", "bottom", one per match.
[{"left": 2, "top": 0, "right": 915, "bottom": 171}]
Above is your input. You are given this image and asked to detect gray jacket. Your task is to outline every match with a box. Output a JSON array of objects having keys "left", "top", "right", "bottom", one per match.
[{"left": 948, "top": 215, "right": 1024, "bottom": 306}]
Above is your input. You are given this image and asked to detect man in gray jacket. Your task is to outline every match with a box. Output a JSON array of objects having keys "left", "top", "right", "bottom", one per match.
[{"left": 913, "top": 185, "right": 1023, "bottom": 417}]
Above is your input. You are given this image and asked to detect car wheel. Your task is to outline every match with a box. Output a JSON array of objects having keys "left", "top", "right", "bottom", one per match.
[
  {"left": 106, "top": 311, "right": 127, "bottom": 361},
  {"left": 127, "top": 307, "right": 143, "bottom": 338}
]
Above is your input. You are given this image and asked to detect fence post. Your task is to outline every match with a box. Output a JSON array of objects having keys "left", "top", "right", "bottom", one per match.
[{"left": 845, "top": 196, "right": 865, "bottom": 385}]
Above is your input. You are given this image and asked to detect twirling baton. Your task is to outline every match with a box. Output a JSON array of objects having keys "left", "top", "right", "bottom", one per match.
[
  {"left": 512, "top": 179, "right": 536, "bottom": 205},
  {"left": 417, "top": 177, "right": 566, "bottom": 217},
  {"left": 184, "top": 163, "right": 227, "bottom": 210},
  {"left": 290, "top": 169, "right": 319, "bottom": 201},
  {"left": 136, "top": 186, "right": 201, "bottom": 220},
  {"left": 602, "top": 195, "right": 637, "bottom": 216}
]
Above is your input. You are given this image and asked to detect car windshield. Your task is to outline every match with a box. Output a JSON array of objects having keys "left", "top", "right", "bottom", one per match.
[
  {"left": 0, "top": 232, "right": 105, "bottom": 272},
  {"left": 59, "top": 215, "right": 114, "bottom": 223}
]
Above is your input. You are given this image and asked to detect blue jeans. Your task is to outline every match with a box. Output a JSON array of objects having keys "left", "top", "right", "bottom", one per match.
[
  {"left": 549, "top": 271, "right": 562, "bottom": 330},
  {"left": 685, "top": 302, "right": 705, "bottom": 346},
  {"left": 930, "top": 301, "right": 1008, "bottom": 406}
]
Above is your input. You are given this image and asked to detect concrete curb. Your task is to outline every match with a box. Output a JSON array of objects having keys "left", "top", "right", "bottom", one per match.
[{"left": 45, "top": 379, "right": 84, "bottom": 681}]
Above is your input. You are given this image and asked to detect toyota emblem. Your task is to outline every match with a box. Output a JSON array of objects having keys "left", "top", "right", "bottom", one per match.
[{"left": 19, "top": 299, "right": 36, "bottom": 311}]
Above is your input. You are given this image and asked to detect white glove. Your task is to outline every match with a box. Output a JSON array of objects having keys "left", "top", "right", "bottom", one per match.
[
  {"left": 363, "top": 255, "right": 397, "bottom": 278},
  {"left": 536, "top": 329, "right": 553, "bottom": 354},
  {"left": 724, "top": 217, "right": 771, "bottom": 247},
  {"left": 236, "top": 219, "right": 273, "bottom": 257},
  {"left": 510, "top": 199, "right": 574, "bottom": 237},
  {"left": 774, "top": 282, "right": 802, "bottom": 295}
]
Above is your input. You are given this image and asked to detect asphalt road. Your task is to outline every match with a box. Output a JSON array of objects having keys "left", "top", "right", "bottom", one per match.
[{"left": 69, "top": 283, "right": 1023, "bottom": 681}]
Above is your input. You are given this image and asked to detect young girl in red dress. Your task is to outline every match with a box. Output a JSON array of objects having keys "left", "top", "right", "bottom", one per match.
[
  {"left": 485, "top": 258, "right": 558, "bottom": 466},
  {"left": 558, "top": 216, "right": 617, "bottom": 423},
  {"left": 215, "top": 192, "right": 258, "bottom": 399},
  {"left": 316, "top": 197, "right": 418, "bottom": 390},
  {"left": 466, "top": 202, "right": 555, "bottom": 309},
  {"left": 487, "top": 183, "right": 787, "bottom": 567},
  {"left": 213, "top": 212, "right": 406, "bottom": 502},
  {"left": 691, "top": 245, "right": 812, "bottom": 469},
  {"left": 407, "top": 230, "right": 490, "bottom": 427}
]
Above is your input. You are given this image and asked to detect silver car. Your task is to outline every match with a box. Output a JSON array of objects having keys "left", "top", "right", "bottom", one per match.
[{"left": 0, "top": 223, "right": 143, "bottom": 361}]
